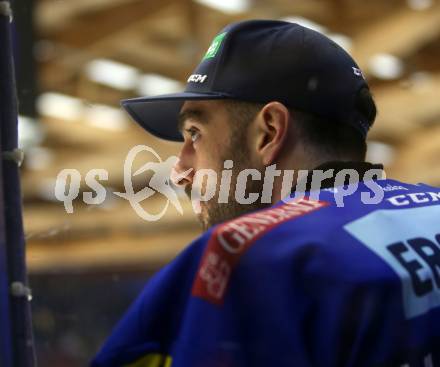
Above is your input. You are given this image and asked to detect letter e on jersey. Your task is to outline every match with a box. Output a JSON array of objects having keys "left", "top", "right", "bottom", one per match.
[{"left": 345, "top": 205, "right": 440, "bottom": 319}]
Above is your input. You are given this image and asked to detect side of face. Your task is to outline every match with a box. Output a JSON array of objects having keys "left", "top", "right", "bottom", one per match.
[
  {"left": 173, "top": 100, "right": 290, "bottom": 229},
  {"left": 176, "top": 100, "right": 233, "bottom": 179}
]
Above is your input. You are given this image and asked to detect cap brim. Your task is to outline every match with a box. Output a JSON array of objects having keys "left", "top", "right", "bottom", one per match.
[{"left": 121, "top": 92, "right": 228, "bottom": 142}]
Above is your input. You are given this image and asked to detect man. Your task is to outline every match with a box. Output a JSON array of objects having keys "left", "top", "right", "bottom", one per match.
[{"left": 92, "top": 20, "right": 440, "bottom": 367}]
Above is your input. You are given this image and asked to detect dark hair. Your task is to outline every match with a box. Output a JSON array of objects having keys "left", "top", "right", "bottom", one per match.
[{"left": 224, "top": 87, "right": 376, "bottom": 161}]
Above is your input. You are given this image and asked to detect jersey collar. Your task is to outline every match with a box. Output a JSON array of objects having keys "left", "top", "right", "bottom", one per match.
[{"left": 293, "top": 161, "right": 385, "bottom": 192}]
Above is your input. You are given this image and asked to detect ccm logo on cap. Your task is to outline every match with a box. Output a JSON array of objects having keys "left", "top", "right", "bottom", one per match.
[
  {"left": 188, "top": 74, "right": 208, "bottom": 83},
  {"left": 352, "top": 67, "right": 365, "bottom": 79}
]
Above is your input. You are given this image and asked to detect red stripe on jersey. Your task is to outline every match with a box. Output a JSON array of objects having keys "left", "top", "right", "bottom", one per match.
[{"left": 191, "top": 198, "right": 329, "bottom": 305}]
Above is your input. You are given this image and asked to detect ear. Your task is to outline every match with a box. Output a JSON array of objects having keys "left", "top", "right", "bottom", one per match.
[{"left": 254, "top": 102, "right": 290, "bottom": 166}]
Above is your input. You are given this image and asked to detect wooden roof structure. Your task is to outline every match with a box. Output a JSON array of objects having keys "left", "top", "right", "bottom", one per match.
[{"left": 23, "top": 0, "right": 440, "bottom": 273}]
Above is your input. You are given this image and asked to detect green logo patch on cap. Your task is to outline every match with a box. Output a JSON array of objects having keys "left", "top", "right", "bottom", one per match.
[{"left": 203, "top": 32, "right": 227, "bottom": 60}]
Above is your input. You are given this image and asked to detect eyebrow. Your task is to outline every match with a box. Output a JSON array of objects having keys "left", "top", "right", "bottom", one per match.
[{"left": 177, "top": 109, "right": 209, "bottom": 133}]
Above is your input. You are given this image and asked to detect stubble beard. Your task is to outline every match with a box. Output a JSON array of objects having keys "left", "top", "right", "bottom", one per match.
[
  {"left": 200, "top": 178, "right": 268, "bottom": 230},
  {"left": 191, "top": 143, "right": 270, "bottom": 231}
]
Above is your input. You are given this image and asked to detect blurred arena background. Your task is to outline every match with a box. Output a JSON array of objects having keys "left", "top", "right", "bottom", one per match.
[{"left": 10, "top": 0, "right": 440, "bottom": 365}]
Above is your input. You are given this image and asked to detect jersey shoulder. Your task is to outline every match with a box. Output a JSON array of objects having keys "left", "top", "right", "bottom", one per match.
[{"left": 192, "top": 179, "right": 440, "bottom": 308}]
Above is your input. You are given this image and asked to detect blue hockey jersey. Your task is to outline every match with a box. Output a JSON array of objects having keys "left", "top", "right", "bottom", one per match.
[{"left": 92, "top": 179, "right": 440, "bottom": 367}]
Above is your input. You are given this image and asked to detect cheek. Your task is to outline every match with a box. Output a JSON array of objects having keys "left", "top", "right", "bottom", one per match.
[{"left": 193, "top": 140, "right": 226, "bottom": 172}]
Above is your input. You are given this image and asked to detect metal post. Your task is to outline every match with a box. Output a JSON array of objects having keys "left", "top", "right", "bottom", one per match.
[{"left": 0, "top": 1, "right": 36, "bottom": 365}]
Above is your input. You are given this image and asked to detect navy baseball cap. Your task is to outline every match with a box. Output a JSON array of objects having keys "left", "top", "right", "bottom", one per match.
[{"left": 121, "top": 19, "right": 371, "bottom": 142}]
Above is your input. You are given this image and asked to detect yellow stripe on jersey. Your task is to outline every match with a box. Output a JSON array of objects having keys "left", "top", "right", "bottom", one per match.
[{"left": 124, "top": 353, "right": 172, "bottom": 367}]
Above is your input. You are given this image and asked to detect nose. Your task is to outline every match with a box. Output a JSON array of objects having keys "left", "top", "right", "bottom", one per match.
[{"left": 171, "top": 142, "right": 194, "bottom": 187}]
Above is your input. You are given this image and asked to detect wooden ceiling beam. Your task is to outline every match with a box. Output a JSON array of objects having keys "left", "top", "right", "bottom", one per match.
[
  {"left": 37, "top": 0, "right": 177, "bottom": 48},
  {"left": 388, "top": 125, "right": 440, "bottom": 185},
  {"left": 27, "top": 228, "right": 197, "bottom": 273},
  {"left": 369, "top": 73, "right": 440, "bottom": 141},
  {"left": 36, "top": 0, "right": 139, "bottom": 33},
  {"left": 37, "top": 2, "right": 190, "bottom": 90},
  {"left": 352, "top": 2, "right": 440, "bottom": 69},
  {"left": 24, "top": 198, "right": 198, "bottom": 242},
  {"left": 21, "top": 115, "right": 182, "bottom": 200},
  {"left": 25, "top": 197, "right": 200, "bottom": 272},
  {"left": 255, "top": 0, "right": 334, "bottom": 22}
]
